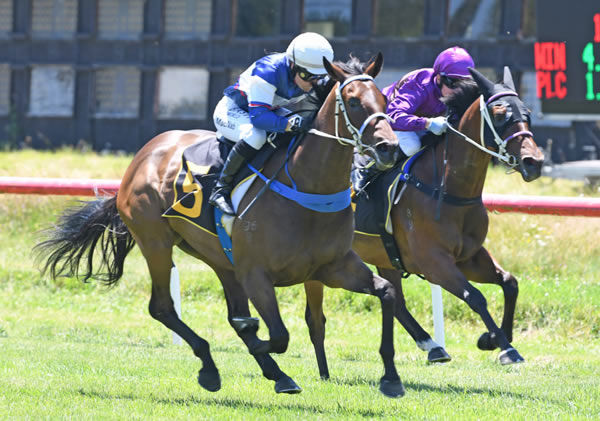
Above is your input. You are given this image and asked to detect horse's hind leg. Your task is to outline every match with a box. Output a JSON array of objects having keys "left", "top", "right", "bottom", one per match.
[
  {"left": 304, "top": 281, "right": 330, "bottom": 379},
  {"left": 377, "top": 268, "right": 451, "bottom": 363},
  {"left": 424, "top": 253, "right": 524, "bottom": 365},
  {"left": 216, "top": 269, "right": 301, "bottom": 394},
  {"left": 133, "top": 231, "right": 221, "bottom": 392},
  {"left": 458, "top": 247, "right": 518, "bottom": 351}
]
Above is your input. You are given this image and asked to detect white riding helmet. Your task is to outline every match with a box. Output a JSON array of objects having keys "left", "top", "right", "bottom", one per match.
[{"left": 286, "top": 32, "right": 334, "bottom": 75}]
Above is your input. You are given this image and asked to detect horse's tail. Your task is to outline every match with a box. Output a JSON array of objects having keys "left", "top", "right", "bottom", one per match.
[{"left": 35, "top": 196, "right": 135, "bottom": 287}]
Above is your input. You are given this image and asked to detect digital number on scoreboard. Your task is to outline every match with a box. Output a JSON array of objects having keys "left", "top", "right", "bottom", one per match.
[{"left": 536, "top": 0, "right": 600, "bottom": 116}]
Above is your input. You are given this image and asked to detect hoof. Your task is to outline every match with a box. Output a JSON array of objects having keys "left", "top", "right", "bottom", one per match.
[
  {"left": 320, "top": 373, "right": 330, "bottom": 381},
  {"left": 498, "top": 347, "right": 525, "bottom": 365},
  {"left": 477, "top": 332, "right": 498, "bottom": 351},
  {"left": 198, "top": 367, "right": 221, "bottom": 392},
  {"left": 427, "top": 347, "right": 452, "bottom": 363},
  {"left": 379, "top": 378, "right": 405, "bottom": 398},
  {"left": 275, "top": 376, "right": 302, "bottom": 394}
]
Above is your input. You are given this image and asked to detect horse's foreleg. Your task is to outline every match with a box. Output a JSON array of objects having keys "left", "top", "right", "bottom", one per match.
[
  {"left": 424, "top": 253, "right": 524, "bottom": 365},
  {"left": 458, "top": 247, "right": 518, "bottom": 350},
  {"left": 240, "top": 269, "right": 289, "bottom": 355},
  {"left": 139, "top": 241, "right": 221, "bottom": 392},
  {"left": 316, "top": 252, "right": 404, "bottom": 398},
  {"left": 216, "top": 269, "right": 301, "bottom": 394},
  {"left": 377, "top": 268, "right": 451, "bottom": 363},
  {"left": 304, "top": 281, "right": 329, "bottom": 379}
]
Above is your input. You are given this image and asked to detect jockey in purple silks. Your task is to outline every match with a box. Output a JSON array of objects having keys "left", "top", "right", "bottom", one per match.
[
  {"left": 353, "top": 46, "right": 476, "bottom": 194},
  {"left": 209, "top": 32, "right": 335, "bottom": 216}
]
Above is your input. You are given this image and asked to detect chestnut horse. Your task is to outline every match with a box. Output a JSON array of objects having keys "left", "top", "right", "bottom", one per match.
[
  {"left": 36, "top": 54, "right": 407, "bottom": 397},
  {"left": 302, "top": 67, "right": 545, "bottom": 379}
]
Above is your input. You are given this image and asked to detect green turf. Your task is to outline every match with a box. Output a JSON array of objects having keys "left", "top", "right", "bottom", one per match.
[{"left": 0, "top": 150, "right": 599, "bottom": 419}]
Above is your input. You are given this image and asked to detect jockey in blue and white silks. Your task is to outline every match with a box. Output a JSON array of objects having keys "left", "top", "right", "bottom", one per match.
[{"left": 210, "top": 32, "right": 335, "bottom": 216}]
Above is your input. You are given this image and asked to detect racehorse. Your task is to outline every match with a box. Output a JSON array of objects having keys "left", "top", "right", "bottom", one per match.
[
  {"left": 302, "top": 67, "right": 545, "bottom": 379},
  {"left": 36, "top": 54, "right": 408, "bottom": 397}
]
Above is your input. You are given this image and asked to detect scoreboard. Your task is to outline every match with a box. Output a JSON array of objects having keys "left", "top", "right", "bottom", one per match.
[{"left": 536, "top": 0, "right": 600, "bottom": 117}]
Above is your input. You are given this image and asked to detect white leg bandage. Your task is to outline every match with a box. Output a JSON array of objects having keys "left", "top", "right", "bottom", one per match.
[{"left": 416, "top": 338, "right": 441, "bottom": 352}]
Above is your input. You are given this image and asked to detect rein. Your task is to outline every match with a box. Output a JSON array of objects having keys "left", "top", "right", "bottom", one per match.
[
  {"left": 239, "top": 74, "right": 390, "bottom": 217},
  {"left": 402, "top": 92, "right": 533, "bottom": 209},
  {"left": 308, "top": 75, "right": 392, "bottom": 163},
  {"left": 446, "top": 94, "right": 533, "bottom": 169}
]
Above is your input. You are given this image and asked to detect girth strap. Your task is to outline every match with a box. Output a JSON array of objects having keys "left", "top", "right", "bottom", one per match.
[
  {"left": 402, "top": 173, "right": 483, "bottom": 206},
  {"left": 378, "top": 220, "right": 408, "bottom": 274}
]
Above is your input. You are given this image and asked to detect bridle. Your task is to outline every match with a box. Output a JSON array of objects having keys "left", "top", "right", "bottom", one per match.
[
  {"left": 308, "top": 75, "right": 393, "bottom": 157},
  {"left": 446, "top": 92, "right": 533, "bottom": 168}
]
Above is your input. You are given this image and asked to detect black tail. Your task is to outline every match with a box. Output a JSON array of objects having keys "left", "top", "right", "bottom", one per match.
[{"left": 35, "top": 196, "right": 135, "bottom": 286}]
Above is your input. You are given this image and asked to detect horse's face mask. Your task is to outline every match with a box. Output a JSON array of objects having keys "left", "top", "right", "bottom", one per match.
[
  {"left": 469, "top": 66, "right": 545, "bottom": 182},
  {"left": 488, "top": 96, "right": 531, "bottom": 135},
  {"left": 323, "top": 53, "right": 399, "bottom": 170}
]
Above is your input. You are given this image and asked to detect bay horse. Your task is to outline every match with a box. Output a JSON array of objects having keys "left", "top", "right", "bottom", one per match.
[
  {"left": 36, "top": 54, "right": 407, "bottom": 397},
  {"left": 302, "top": 67, "right": 545, "bottom": 379}
]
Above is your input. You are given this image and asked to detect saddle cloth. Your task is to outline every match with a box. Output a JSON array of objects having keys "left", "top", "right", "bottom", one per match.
[{"left": 162, "top": 134, "right": 291, "bottom": 235}]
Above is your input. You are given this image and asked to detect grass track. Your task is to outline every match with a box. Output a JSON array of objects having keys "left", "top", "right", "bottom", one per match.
[{"left": 0, "top": 150, "right": 599, "bottom": 419}]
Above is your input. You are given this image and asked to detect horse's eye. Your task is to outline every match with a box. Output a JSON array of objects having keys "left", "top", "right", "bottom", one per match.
[
  {"left": 348, "top": 97, "right": 361, "bottom": 108},
  {"left": 493, "top": 111, "right": 507, "bottom": 125},
  {"left": 492, "top": 104, "right": 510, "bottom": 126}
]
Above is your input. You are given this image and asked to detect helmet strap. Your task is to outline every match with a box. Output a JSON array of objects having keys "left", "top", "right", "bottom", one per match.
[{"left": 291, "top": 47, "right": 298, "bottom": 77}]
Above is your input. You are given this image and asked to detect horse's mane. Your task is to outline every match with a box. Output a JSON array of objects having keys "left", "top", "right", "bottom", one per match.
[
  {"left": 334, "top": 55, "right": 366, "bottom": 76},
  {"left": 440, "top": 79, "right": 480, "bottom": 125}
]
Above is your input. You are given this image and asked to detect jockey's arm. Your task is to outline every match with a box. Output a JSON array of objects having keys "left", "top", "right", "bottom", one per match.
[
  {"left": 386, "top": 82, "right": 429, "bottom": 132},
  {"left": 247, "top": 75, "right": 289, "bottom": 133},
  {"left": 248, "top": 105, "right": 289, "bottom": 133}
]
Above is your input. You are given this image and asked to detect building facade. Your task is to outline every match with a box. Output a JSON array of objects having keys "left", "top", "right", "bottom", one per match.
[{"left": 0, "top": 0, "right": 592, "bottom": 160}]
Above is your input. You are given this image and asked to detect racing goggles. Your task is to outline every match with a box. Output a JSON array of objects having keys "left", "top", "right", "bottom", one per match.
[
  {"left": 439, "top": 73, "right": 460, "bottom": 89},
  {"left": 296, "top": 67, "right": 322, "bottom": 82}
]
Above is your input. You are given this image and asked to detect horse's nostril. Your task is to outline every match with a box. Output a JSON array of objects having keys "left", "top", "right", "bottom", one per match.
[
  {"left": 523, "top": 156, "right": 541, "bottom": 170},
  {"left": 521, "top": 156, "right": 542, "bottom": 180}
]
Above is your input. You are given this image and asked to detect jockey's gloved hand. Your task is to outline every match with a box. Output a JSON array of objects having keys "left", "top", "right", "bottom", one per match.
[
  {"left": 287, "top": 115, "right": 311, "bottom": 133},
  {"left": 427, "top": 116, "right": 448, "bottom": 135}
]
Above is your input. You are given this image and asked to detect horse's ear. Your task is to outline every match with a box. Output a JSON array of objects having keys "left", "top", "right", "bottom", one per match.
[
  {"left": 503, "top": 66, "right": 516, "bottom": 91},
  {"left": 364, "top": 52, "right": 383, "bottom": 78},
  {"left": 468, "top": 67, "right": 494, "bottom": 98},
  {"left": 323, "top": 56, "right": 346, "bottom": 82}
]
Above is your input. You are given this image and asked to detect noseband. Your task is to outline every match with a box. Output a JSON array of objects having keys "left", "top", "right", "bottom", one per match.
[
  {"left": 308, "top": 75, "right": 393, "bottom": 155},
  {"left": 447, "top": 93, "right": 533, "bottom": 168}
]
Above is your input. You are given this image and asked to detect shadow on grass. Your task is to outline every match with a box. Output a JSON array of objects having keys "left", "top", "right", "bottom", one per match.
[
  {"left": 329, "top": 377, "right": 539, "bottom": 401},
  {"left": 76, "top": 388, "right": 390, "bottom": 417}
]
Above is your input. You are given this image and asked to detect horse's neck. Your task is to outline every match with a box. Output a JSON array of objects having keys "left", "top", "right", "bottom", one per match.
[
  {"left": 287, "top": 90, "right": 354, "bottom": 194},
  {"left": 441, "top": 104, "right": 491, "bottom": 198}
]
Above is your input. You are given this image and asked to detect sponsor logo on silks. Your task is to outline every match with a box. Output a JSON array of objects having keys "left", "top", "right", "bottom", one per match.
[{"left": 215, "top": 117, "right": 235, "bottom": 130}]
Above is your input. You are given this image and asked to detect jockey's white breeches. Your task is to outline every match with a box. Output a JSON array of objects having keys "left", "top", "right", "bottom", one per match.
[
  {"left": 213, "top": 96, "right": 290, "bottom": 150},
  {"left": 213, "top": 96, "right": 266, "bottom": 150},
  {"left": 395, "top": 130, "right": 424, "bottom": 156}
]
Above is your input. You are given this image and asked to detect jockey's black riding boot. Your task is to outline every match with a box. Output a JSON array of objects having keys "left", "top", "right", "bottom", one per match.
[
  {"left": 209, "top": 140, "right": 258, "bottom": 216},
  {"left": 352, "top": 163, "right": 379, "bottom": 195},
  {"left": 351, "top": 148, "right": 409, "bottom": 195}
]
